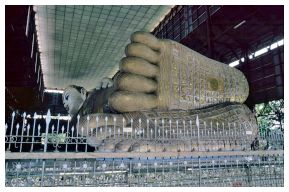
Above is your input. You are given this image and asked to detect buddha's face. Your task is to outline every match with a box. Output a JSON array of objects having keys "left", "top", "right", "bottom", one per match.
[{"left": 62, "top": 86, "right": 86, "bottom": 116}]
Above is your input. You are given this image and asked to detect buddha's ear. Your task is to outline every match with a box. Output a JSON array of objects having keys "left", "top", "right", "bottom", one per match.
[{"left": 80, "top": 88, "right": 87, "bottom": 100}]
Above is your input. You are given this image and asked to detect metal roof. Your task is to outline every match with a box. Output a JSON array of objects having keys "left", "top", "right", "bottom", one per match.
[{"left": 33, "top": 5, "right": 173, "bottom": 90}]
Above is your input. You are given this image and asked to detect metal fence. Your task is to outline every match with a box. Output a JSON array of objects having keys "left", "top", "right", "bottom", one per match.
[
  {"left": 5, "top": 153, "right": 284, "bottom": 187},
  {"left": 5, "top": 110, "right": 284, "bottom": 187}
]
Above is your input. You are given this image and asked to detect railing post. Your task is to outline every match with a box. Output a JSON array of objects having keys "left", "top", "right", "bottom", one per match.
[
  {"left": 105, "top": 116, "right": 108, "bottom": 139},
  {"left": 5, "top": 123, "right": 8, "bottom": 135},
  {"left": 154, "top": 119, "right": 157, "bottom": 151},
  {"left": 56, "top": 114, "right": 60, "bottom": 134},
  {"left": 196, "top": 115, "right": 200, "bottom": 151},
  {"left": 169, "top": 120, "right": 172, "bottom": 140},
  {"left": 198, "top": 156, "right": 201, "bottom": 187},
  {"left": 96, "top": 116, "right": 99, "bottom": 140},
  {"left": 26, "top": 124, "right": 30, "bottom": 145},
  {"left": 7, "top": 112, "right": 15, "bottom": 152},
  {"left": 190, "top": 120, "right": 192, "bottom": 151},
  {"left": 162, "top": 119, "right": 164, "bottom": 148},
  {"left": 176, "top": 120, "right": 179, "bottom": 150},
  {"left": 85, "top": 115, "right": 90, "bottom": 152},
  {"left": 146, "top": 119, "right": 149, "bottom": 140},
  {"left": 138, "top": 118, "right": 141, "bottom": 140},
  {"left": 44, "top": 109, "right": 51, "bottom": 152},
  {"left": 76, "top": 115, "right": 80, "bottom": 152},
  {"left": 114, "top": 116, "right": 116, "bottom": 143},
  {"left": 130, "top": 118, "right": 133, "bottom": 139},
  {"left": 15, "top": 124, "right": 20, "bottom": 149},
  {"left": 65, "top": 115, "right": 70, "bottom": 153},
  {"left": 122, "top": 117, "right": 125, "bottom": 139}
]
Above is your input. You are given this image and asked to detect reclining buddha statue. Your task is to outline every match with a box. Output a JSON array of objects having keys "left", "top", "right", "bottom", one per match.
[{"left": 62, "top": 31, "right": 258, "bottom": 152}]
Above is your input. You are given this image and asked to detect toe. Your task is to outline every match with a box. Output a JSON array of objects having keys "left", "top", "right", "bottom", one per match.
[
  {"left": 120, "top": 57, "right": 159, "bottom": 78},
  {"left": 115, "top": 72, "right": 157, "bottom": 93},
  {"left": 130, "top": 31, "right": 161, "bottom": 51},
  {"left": 125, "top": 43, "right": 160, "bottom": 64},
  {"left": 109, "top": 91, "right": 157, "bottom": 112}
]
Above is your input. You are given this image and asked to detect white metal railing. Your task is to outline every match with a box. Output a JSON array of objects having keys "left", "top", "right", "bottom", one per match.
[
  {"left": 5, "top": 109, "right": 284, "bottom": 187},
  {"left": 5, "top": 153, "right": 284, "bottom": 187},
  {"left": 5, "top": 110, "right": 284, "bottom": 154}
]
